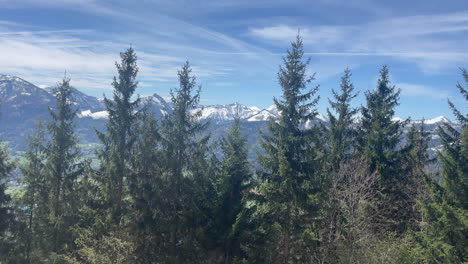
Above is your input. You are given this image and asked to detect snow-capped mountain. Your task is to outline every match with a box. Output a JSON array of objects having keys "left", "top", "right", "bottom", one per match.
[
  {"left": 0, "top": 74, "right": 461, "bottom": 156},
  {"left": 416, "top": 116, "right": 452, "bottom": 125},
  {"left": 192, "top": 102, "right": 264, "bottom": 122},
  {"left": 141, "top": 93, "right": 173, "bottom": 117},
  {"left": 247, "top": 109, "right": 277, "bottom": 122},
  {"left": 0, "top": 74, "right": 54, "bottom": 120},
  {"left": 41, "top": 85, "right": 104, "bottom": 112}
]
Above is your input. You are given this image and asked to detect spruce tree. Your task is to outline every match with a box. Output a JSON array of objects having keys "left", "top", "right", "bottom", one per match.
[
  {"left": 438, "top": 68, "right": 468, "bottom": 208},
  {"left": 359, "top": 65, "right": 410, "bottom": 233},
  {"left": 45, "top": 77, "right": 84, "bottom": 256},
  {"left": 0, "top": 106, "right": 15, "bottom": 259},
  {"left": 96, "top": 47, "right": 140, "bottom": 226},
  {"left": 322, "top": 68, "right": 359, "bottom": 261},
  {"left": 157, "top": 61, "right": 214, "bottom": 262},
  {"left": 216, "top": 117, "right": 252, "bottom": 263},
  {"left": 20, "top": 120, "right": 48, "bottom": 262},
  {"left": 400, "top": 122, "right": 431, "bottom": 230},
  {"left": 250, "top": 35, "right": 323, "bottom": 263},
  {"left": 360, "top": 65, "right": 405, "bottom": 184},
  {"left": 414, "top": 69, "right": 468, "bottom": 263},
  {"left": 326, "top": 67, "right": 358, "bottom": 169},
  {"left": 129, "top": 108, "right": 162, "bottom": 262}
]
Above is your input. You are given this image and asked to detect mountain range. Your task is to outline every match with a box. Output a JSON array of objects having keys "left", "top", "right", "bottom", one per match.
[{"left": 0, "top": 74, "right": 460, "bottom": 161}]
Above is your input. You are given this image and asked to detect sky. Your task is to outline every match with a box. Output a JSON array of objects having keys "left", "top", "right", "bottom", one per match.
[{"left": 0, "top": 0, "right": 467, "bottom": 119}]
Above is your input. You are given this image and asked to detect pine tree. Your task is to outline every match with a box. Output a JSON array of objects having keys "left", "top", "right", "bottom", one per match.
[
  {"left": 216, "top": 117, "right": 252, "bottom": 263},
  {"left": 45, "top": 77, "right": 84, "bottom": 256},
  {"left": 360, "top": 65, "right": 405, "bottom": 184},
  {"left": 249, "top": 35, "right": 323, "bottom": 263},
  {"left": 326, "top": 67, "right": 359, "bottom": 169},
  {"left": 438, "top": 68, "right": 468, "bottom": 208},
  {"left": 359, "top": 65, "right": 410, "bottom": 234},
  {"left": 0, "top": 105, "right": 15, "bottom": 259},
  {"left": 157, "top": 61, "right": 214, "bottom": 262},
  {"left": 414, "top": 69, "right": 468, "bottom": 263},
  {"left": 20, "top": 120, "right": 48, "bottom": 262},
  {"left": 129, "top": 108, "right": 162, "bottom": 262},
  {"left": 96, "top": 47, "right": 140, "bottom": 226},
  {"left": 400, "top": 122, "right": 431, "bottom": 231},
  {"left": 322, "top": 68, "right": 359, "bottom": 262}
]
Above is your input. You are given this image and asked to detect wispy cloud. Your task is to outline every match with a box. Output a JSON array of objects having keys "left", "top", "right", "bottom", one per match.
[
  {"left": 0, "top": 17, "right": 263, "bottom": 94},
  {"left": 249, "top": 11, "right": 468, "bottom": 72},
  {"left": 397, "top": 83, "right": 452, "bottom": 99}
]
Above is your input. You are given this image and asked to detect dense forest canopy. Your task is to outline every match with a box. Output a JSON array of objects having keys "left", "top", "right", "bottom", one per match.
[{"left": 0, "top": 36, "right": 467, "bottom": 263}]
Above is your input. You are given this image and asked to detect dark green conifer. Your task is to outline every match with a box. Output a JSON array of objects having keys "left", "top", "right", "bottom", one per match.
[
  {"left": 326, "top": 67, "right": 359, "bottom": 169},
  {"left": 129, "top": 109, "right": 161, "bottom": 262},
  {"left": 217, "top": 117, "right": 252, "bottom": 263},
  {"left": 0, "top": 106, "right": 15, "bottom": 259},
  {"left": 358, "top": 66, "right": 413, "bottom": 233},
  {"left": 157, "top": 61, "right": 214, "bottom": 263},
  {"left": 414, "top": 69, "right": 468, "bottom": 263},
  {"left": 96, "top": 47, "right": 140, "bottom": 226},
  {"left": 360, "top": 65, "right": 405, "bottom": 184},
  {"left": 20, "top": 120, "right": 48, "bottom": 262},
  {"left": 45, "top": 77, "right": 84, "bottom": 255},
  {"left": 249, "top": 35, "right": 323, "bottom": 263}
]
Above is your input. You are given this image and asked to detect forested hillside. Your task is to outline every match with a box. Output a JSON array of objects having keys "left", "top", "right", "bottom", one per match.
[{"left": 0, "top": 36, "right": 466, "bottom": 263}]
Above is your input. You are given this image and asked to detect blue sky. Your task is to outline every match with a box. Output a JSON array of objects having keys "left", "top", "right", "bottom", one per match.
[{"left": 0, "top": 0, "right": 467, "bottom": 119}]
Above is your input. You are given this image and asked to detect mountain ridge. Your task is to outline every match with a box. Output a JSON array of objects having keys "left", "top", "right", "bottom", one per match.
[{"left": 0, "top": 74, "right": 460, "bottom": 157}]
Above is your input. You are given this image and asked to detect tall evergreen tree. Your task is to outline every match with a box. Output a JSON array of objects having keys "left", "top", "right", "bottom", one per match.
[
  {"left": 129, "top": 108, "right": 162, "bottom": 262},
  {"left": 414, "top": 69, "right": 468, "bottom": 263},
  {"left": 45, "top": 77, "right": 84, "bottom": 256},
  {"left": 96, "top": 47, "right": 140, "bottom": 226},
  {"left": 438, "top": 68, "right": 468, "bottom": 208},
  {"left": 360, "top": 65, "right": 405, "bottom": 184},
  {"left": 359, "top": 66, "right": 411, "bottom": 233},
  {"left": 20, "top": 120, "right": 48, "bottom": 263},
  {"left": 322, "top": 68, "right": 359, "bottom": 262},
  {"left": 249, "top": 35, "right": 323, "bottom": 263},
  {"left": 157, "top": 61, "right": 214, "bottom": 263},
  {"left": 326, "top": 67, "right": 359, "bottom": 169},
  {"left": 400, "top": 122, "right": 431, "bottom": 231},
  {"left": 0, "top": 105, "right": 15, "bottom": 259},
  {"left": 216, "top": 117, "right": 252, "bottom": 263}
]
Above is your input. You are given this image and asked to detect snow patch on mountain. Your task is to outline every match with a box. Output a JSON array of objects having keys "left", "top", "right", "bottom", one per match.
[
  {"left": 247, "top": 110, "right": 276, "bottom": 121},
  {"left": 193, "top": 103, "right": 261, "bottom": 121},
  {"left": 425, "top": 116, "right": 451, "bottom": 125},
  {"left": 78, "top": 110, "right": 108, "bottom": 119}
]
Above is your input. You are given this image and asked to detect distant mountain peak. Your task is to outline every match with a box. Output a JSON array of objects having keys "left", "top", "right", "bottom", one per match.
[
  {"left": 0, "top": 74, "right": 457, "bottom": 126},
  {"left": 409, "top": 116, "right": 452, "bottom": 125},
  {"left": 426, "top": 116, "right": 451, "bottom": 125}
]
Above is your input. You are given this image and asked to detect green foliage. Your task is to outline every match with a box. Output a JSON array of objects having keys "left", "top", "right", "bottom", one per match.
[
  {"left": 64, "top": 228, "right": 136, "bottom": 264},
  {"left": 414, "top": 69, "right": 468, "bottom": 263},
  {"left": 247, "top": 35, "right": 324, "bottom": 263},
  {"left": 0, "top": 125, "right": 16, "bottom": 262},
  {"left": 1, "top": 36, "right": 467, "bottom": 264},
  {"left": 216, "top": 117, "right": 253, "bottom": 262},
  {"left": 96, "top": 47, "right": 141, "bottom": 226},
  {"left": 44, "top": 77, "right": 85, "bottom": 255},
  {"left": 326, "top": 67, "right": 359, "bottom": 169},
  {"left": 19, "top": 120, "right": 49, "bottom": 262},
  {"left": 128, "top": 109, "right": 162, "bottom": 262},
  {"left": 152, "top": 61, "right": 216, "bottom": 262},
  {"left": 359, "top": 65, "right": 415, "bottom": 234},
  {"left": 360, "top": 65, "right": 405, "bottom": 184}
]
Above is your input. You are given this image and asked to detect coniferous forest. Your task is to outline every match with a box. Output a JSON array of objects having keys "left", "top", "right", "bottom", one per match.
[{"left": 0, "top": 35, "right": 467, "bottom": 263}]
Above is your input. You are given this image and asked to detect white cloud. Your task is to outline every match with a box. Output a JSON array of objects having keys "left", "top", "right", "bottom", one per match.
[
  {"left": 397, "top": 83, "right": 452, "bottom": 99},
  {"left": 249, "top": 25, "right": 350, "bottom": 46},
  {"left": 249, "top": 11, "right": 468, "bottom": 72},
  {"left": 0, "top": 24, "right": 245, "bottom": 94}
]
